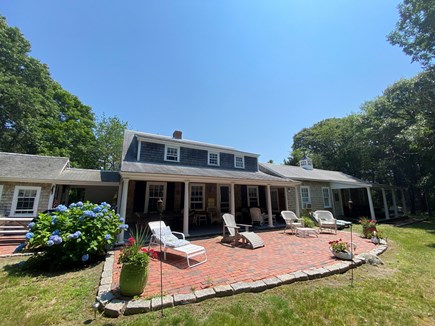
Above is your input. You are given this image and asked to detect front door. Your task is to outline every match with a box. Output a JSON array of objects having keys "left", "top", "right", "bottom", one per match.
[
  {"left": 218, "top": 185, "right": 230, "bottom": 213},
  {"left": 271, "top": 188, "right": 279, "bottom": 212}
]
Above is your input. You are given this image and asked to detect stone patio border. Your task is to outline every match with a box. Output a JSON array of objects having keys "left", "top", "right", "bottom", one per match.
[{"left": 95, "top": 244, "right": 388, "bottom": 318}]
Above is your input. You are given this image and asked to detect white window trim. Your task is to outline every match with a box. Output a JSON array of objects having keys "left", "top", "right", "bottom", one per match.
[
  {"left": 10, "top": 186, "right": 41, "bottom": 217},
  {"left": 164, "top": 145, "right": 180, "bottom": 162},
  {"left": 247, "top": 186, "right": 259, "bottom": 207},
  {"left": 0, "top": 185, "right": 3, "bottom": 202},
  {"left": 300, "top": 186, "right": 311, "bottom": 209},
  {"left": 190, "top": 183, "right": 205, "bottom": 211},
  {"left": 145, "top": 182, "right": 167, "bottom": 213},
  {"left": 208, "top": 151, "right": 220, "bottom": 166},
  {"left": 234, "top": 155, "right": 245, "bottom": 169},
  {"left": 322, "top": 187, "right": 332, "bottom": 208}
]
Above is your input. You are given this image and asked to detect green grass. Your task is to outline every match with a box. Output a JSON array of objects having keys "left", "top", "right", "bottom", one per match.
[{"left": 1, "top": 218, "right": 434, "bottom": 325}]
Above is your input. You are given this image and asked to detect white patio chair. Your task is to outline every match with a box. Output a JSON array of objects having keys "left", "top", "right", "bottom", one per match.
[
  {"left": 148, "top": 221, "right": 207, "bottom": 268},
  {"left": 312, "top": 210, "right": 337, "bottom": 234},
  {"left": 281, "top": 210, "right": 305, "bottom": 234}
]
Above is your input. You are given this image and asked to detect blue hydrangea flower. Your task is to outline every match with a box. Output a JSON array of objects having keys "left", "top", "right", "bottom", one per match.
[
  {"left": 28, "top": 222, "right": 35, "bottom": 229},
  {"left": 118, "top": 224, "right": 128, "bottom": 230},
  {"left": 69, "top": 203, "right": 77, "bottom": 208},
  {"left": 104, "top": 234, "right": 111, "bottom": 240},
  {"left": 101, "top": 202, "right": 111, "bottom": 208},
  {"left": 102, "top": 209, "right": 108, "bottom": 213},
  {"left": 49, "top": 235, "right": 62, "bottom": 245},
  {"left": 56, "top": 204, "right": 68, "bottom": 213},
  {"left": 81, "top": 254, "right": 89, "bottom": 262},
  {"left": 116, "top": 214, "right": 120, "bottom": 218},
  {"left": 75, "top": 231, "right": 82, "bottom": 237},
  {"left": 47, "top": 240, "right": 54, "bottom": 246},
  {"left": 76, "top": 201, "right": 84, "bottom": 207},
  {"left": 93, "top": 206, "right": 101, "bottom": 213},
  {"left": 51, "top": 216, "right": 58, "bottom": 225},
  {"left": 96, "top": 212, "right": 104, "bottom": 218},
  {"left": 25, "top": 232, "right": 34, "bottom": 240},
  {"left": 52, "top": 229, "right": 60, "bottom": 236},
  {"left": 119, "top": 217, "right": 125, "bottom": 223},
  {"left": 83, "top": 210, "right": 96, "bottom": 218}
]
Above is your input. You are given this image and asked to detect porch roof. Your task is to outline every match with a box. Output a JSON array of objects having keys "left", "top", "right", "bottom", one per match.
[
  {"left": 0, "top": 152, "right": 69, "bottom": 182},
  {"left": 56, "top": 168, "right": 120, "bottom": 185},
  {"left": 260, "top": 163, "right": 371, "bottom": 189},
  {"left": 121, "top": 162, "right": 299, "bottom": 186}
]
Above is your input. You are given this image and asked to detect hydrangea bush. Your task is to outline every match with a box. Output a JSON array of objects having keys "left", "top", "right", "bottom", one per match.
[{"left": 24, "top": 201, "right": 128, "bottom": 267}]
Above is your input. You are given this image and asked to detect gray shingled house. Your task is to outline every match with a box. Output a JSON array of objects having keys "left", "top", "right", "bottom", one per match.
[{"left": 0, "top": 152, "right": 119, "bottom": 219}]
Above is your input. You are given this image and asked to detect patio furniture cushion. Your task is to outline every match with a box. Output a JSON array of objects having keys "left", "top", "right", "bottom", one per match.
[{"left": 154, "top": 226, "right": 189, "bottom": 248}]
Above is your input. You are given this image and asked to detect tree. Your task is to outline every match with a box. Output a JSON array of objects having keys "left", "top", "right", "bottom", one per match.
[
  {"left": 387, "top": 0, "right": 435, "bottom": 67},
  {"left": 0, "top": 16, "right": 97, "bottom": 168},
  {"left": 94, "top": 115, "right": 128, "bottom": 170}
]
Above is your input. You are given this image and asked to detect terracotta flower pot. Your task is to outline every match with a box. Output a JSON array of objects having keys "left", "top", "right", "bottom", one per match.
[
  {"left": 119, "top": 263, "right": 148, "bottom": 297},
  {"left": 363, "top": 226, "right": 377, "bottom": 238}
]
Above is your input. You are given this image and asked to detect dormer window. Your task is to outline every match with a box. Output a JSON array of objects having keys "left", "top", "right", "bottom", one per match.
[
  {"left": 234, "top": 155, "right": 244, "bottom": 168},
  {"left": 299, "top": 156, "right": 313, "bottom": 170},
  {"left": 165, "top": 145, "right": 180, "bottom": 162},
  {"left": 208, "top": 152, "right": 220, "bottom": 166}
]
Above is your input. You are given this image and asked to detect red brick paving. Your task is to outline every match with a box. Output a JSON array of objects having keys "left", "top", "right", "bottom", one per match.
[
  {"left": 112, "top": 229, "right": 376, "bottom": 298},
  {"left": 0, "top": 237, "right": 23, "bottom": 255}
]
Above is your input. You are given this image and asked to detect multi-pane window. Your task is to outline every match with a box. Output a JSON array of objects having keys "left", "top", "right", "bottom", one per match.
[
  {"left": 146, "top": 183, "right": 166, "bottom": 213},
  {"left": 235, "top": 155, "right": 244, "bottom": 168},
  {"left": 11, "top": 186, "right": 41, "bottom": 216},
  {"left": 247, "top": 186, "right": 259, "bottom": 207},
  {"left": 165, "top": 146, "right": 179, "bottom": 162},
  {"left": 300, "top": 186, "right": 311, "bottom": 208},
  {"left": 208, "top": 152, "right": 220, "bottom": 166},
  {"left": 190, "top": 184, "right": 204, "bottom": 210},
  {"left": 322, "top": 187, "right": 331, "bottom": 208}
]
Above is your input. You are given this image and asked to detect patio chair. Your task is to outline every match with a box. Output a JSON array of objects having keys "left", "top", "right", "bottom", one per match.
[
  {"left": 207, "top": 207, "right": 222, "bottom": 224},
  {"left": 281, "top": 210, "right": 305, "bottom": 234},
  {"left": 222, "top": 213, "right": 264, "bottom": 249},
  {"left": 148, "top": 221, "right": 207, "bottom": 268},
  {"left": 312, "top": 210, "right": 337, "bottom": 234},
  {"left": 249, "top": 207, "right": 267, "bottom": 226}
]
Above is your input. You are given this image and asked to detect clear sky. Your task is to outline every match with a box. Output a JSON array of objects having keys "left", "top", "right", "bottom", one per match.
[{"left": 1, "top": 1, "right": 422, "bottom": 163}]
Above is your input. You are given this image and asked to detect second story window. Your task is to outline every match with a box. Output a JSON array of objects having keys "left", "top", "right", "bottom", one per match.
[
  {"left": 208, "top": 152, "right": 220, "bottom": 166},
  {"left": 234, "top": 155, "right": 244, "bottom": 168},
  {"left": 165, "top": 145, "right": 180, "bottom": 162}
]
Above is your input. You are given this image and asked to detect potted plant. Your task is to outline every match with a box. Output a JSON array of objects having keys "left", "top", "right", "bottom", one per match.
[
  {"left": 329, "top": 239, "right": 354, "bottom": 260},
  {"left": 359, "top": 217, "right": 377, "bottom": 238},
  {"left": 118, "top": 229, "right": 157, "bottom": 297},
  {"left": 370, "top": 230, "right": 387, "bottom": 245}
]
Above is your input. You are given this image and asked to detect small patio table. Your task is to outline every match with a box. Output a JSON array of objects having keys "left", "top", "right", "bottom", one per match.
[{"left": 295, "top": 227, "right": 318, "bottom": 238}]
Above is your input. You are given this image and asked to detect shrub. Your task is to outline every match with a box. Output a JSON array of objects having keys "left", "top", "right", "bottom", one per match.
[
  {"left": 24, "top": 201, "right": 127, "bottom": 268},
  {"left": 302, "top": 216, "right": 315, "bottom": 228}
]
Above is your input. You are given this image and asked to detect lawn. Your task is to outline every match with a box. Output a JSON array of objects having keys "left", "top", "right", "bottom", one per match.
[{"left": 0, "top": 218, "right": 434, "bottom": 325}]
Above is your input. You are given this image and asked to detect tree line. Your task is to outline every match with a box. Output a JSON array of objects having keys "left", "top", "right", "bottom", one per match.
[
  {"left": 0, "top": 16, "right": 126, "bottom": 170},
  {"left": 287, "top": 0, "right": 435, "bottom": 214}
]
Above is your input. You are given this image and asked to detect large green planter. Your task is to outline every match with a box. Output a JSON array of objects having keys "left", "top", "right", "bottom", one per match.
[{"left": 119, "top": 263, "right": 148, "bottom": 296}]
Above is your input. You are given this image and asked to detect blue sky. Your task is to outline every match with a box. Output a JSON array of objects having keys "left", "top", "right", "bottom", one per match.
[{"left": 1, "top": 1, "right": 422, "bottom": 163}]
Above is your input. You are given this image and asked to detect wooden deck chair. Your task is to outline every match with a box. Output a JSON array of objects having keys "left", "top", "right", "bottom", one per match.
[
  {"left": 148, "top": 221, "right": 207, "bottom": 268},
  {"left": 249, "top": 207, "right": 267, "bottom": 226},
  {"left": 281, "top": 210, "right": 304, "bottom": 234},
  {"left": 312, "top": 210, "right": 337, "bottom": 234},
  {"left": 222, "top": 213, "right": 264, "bottom": 249}
]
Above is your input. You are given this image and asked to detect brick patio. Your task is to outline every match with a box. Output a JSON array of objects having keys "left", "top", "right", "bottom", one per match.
[{"left": 111, "top": 229, "right": 376, "bottom": 298}]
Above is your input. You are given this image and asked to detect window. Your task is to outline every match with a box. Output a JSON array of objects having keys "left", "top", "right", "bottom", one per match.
[
  {"left": 300, "top": 186, "right": 311, "bottom": 209},
  {"left": 0, "top": 185, "right": 3, "bottom": 202},
  {"left": 11, "top": 186, "right": 41, "bottom": 216},
  {"left": 247, "top": 186, "right": 259, "bottom": 207},
  {"left": 322, "top": 187, "right": 331, "bottom": 208},
  {"left": 208, "top": 152, "right": 220, "bottom": 166},
  {"left": 234, "top": 155, "right": 245, "bottom": 168},
  {"left": 190, "top": 184, "right": 204, "bottom": 210},
  {"left": 164, "top": 145, "right": 180, "bottom": 162},
  {"left": 145, "top": 182, "right": 166, "bottom": 213}
]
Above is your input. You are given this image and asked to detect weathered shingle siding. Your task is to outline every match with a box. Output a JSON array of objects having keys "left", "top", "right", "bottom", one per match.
[
  {"left": 139, "top": 142, "right": 165, "bottom": 163},
  {"left": 244, "top": 156, "right": 258, "bottom": 172},
  {"left": 180, "top": 147, "right": 208, "bottom": 166}
]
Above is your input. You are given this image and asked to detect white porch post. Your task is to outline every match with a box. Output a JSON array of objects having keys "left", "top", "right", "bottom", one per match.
[
  {"left": 392, "top": 189, "right": 398, "bottom": 218},
  {"left": 401, "top": 189, "right": 407, "bottom": 214},
  {"left": 295, "top": 185, "right": 300, "bottom": 217},
  {"left": 117, "top": 178, "right": 129, "bottom": 244},
  {"left": 266, "top": 185, "right": 273, "bottom": 227},
  {"left": 366, "top": 187, "right": 376, "bottom": 220},
  {"left": 284, "top": 187, "right": 289, "bottom": 211},
  {"left": 382, "top": 188, "right": 390, "bottom": 220},
  {"left": 183, "top": 181, "right": 190, "bottom": 236},
  {"left": 230, "top": 183, "right": 236, "bottom": 216},
  {"left": 48, "top": 184, "right": 56, "bottom": 209}
]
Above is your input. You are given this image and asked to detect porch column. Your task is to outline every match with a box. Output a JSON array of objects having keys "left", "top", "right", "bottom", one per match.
[
  {"left": 117, "top": 178, "right": 129, "bottom": 244},
  {"left": 392, "top": 189, "right": 398, "bottom": 218},
  {"left": 284, "top": 187, "right": 289, "bottom": 211},
  {"left": 183, "top": 181, "right": 190, "bottom": 236},
  {"left": 381, "top": 188, "right": 390, "bottom": 220},
  {"left": 266, "top": 185, "right": 273, "bottom": 227},
  {"left": 48, "top": 184, "right": 56, "bottom": 209},
  {"left": 294, "top": 185, "right": 300, "bottom": 217},
  {"left": 230, "top": 183, "right": 235, "bottom": 216},
  {"left": 401, "top": 189, "right": 407, "bottom": 214},
  {"left": 366, "top": 187, "right": 376, "bottom": 221}
]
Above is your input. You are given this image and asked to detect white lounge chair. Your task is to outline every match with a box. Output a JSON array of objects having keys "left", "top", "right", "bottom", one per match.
[
  {"left": 281, "top": 210, "right": 305, "bottom": 234},
  {"left": 222, "top": 213, "right": 264, "bottom": 249},
  {"left": 312, "top": 210, "right": 337, "bottom": 234},
  {"left": 148, "top": 221, "right": 207, "bottom": 268}
]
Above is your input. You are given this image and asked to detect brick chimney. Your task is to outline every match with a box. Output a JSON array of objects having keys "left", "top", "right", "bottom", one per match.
[{"left": 172, "top": 130, "right": 182, "bottom": 139}]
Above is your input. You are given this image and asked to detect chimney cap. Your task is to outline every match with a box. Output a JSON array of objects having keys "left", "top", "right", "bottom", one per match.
[{"left": 172, "top": 130, "right": 182, "bottom": 139}]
